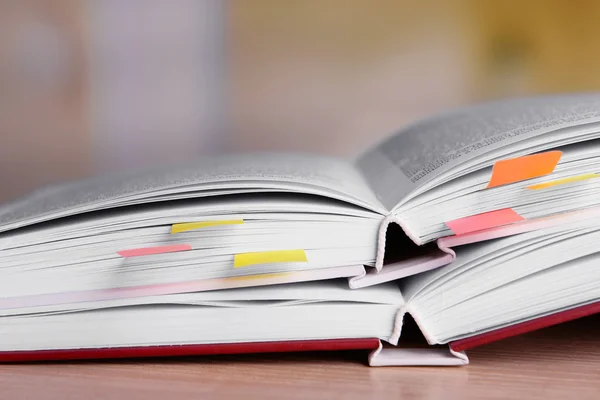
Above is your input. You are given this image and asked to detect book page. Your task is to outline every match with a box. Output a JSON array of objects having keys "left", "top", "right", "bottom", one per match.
[
  {"left": 2, "top": 279, "right": 405, "bottom": 316},
  {"left": 401, "top": 225, "right": 600, "bottom": 345},
  {"left": 0, "top": 153, "right": 386, "bottom": 232},
  {"left": 356, "top": 93, "right": 600, "bottom": 210}
]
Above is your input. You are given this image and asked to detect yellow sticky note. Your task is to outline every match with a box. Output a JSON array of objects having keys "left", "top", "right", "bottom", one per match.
[
  {"left": 171, "top": 220, "right": 244, "bottom": 234},
  {"left": 526, "top": 173, "right": 600, "bottom": 190},
  {"left": 234, "top": 250, "right": 308, "bottom": 268}
]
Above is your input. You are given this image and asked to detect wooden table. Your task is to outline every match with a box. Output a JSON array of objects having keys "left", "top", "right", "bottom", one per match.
[{"left": 2, "top": 315, "right": 598, "bottom": 400}]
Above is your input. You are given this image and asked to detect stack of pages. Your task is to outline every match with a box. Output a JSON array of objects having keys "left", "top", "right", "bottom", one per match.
[{"left": 1, "top": 93, "right": 599, "bottom": 365}]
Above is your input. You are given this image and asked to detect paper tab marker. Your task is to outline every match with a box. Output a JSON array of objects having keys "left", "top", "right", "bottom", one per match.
[
  {"left": 234, "top": 250, "right": 308, "bottom": 268},
  {"left": 527, "top": 173, "right": 600, "bottom": 190},
  {"left": 171, "top": 220, "right": 244, "bottom": 234},
  {"left": 487, "top": 151, "right": 562, "bottom": 188},
  {"left": 446, "top": 208, "right": 525, "bottom": 236},
  {"left": 118, "top": 244, "right": 192, "bottom": 258}
]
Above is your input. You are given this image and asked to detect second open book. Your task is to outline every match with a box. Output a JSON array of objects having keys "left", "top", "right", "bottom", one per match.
[{"left": 1, "top": 93, "right": 599, "bottom": 364}]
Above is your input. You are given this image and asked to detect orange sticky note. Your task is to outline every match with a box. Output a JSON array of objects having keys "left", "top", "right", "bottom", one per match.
[
  {"left": 487, "top": 151, "right": 562, "bottom": 188},
  {"left": 118, "top": 244, "right": 192, "bottom": 258},
  {"left": 445, "top": 209, "right": 525, "bottom": 236},
  {"left": 526, "top": 173, "right": 600, "bottom": 190}
]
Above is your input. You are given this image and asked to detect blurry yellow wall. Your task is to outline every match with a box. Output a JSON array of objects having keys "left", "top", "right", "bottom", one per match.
[
  {"left": 466, "top": 0, "right": 600, "bottom": 98},
  {"left": 228, "top": 0, "right": 469, "bottom": 156},
  {"left": 228, "top": 0, "right": 600, "bottom": 155}
]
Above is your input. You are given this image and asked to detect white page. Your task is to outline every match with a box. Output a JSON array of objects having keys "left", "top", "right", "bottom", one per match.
[
  {"left": 0, "top": 153, "right": 386, "bottom": 233},
  {"left": 356, "top": 93, "right": 600, "bottom": 210},
  {"left": 3, "top": 279, "right": 405, "bottom": 316},
  {"left": 398, "top": 138, "right": 600, "bottom": 243},
  {"left": 399, "top": 218, "right": 600, "bottom": 304},
  {"left": 399, "top": 224, "right": 600, "bottom": 344},
  {"left": 0, "top": 303, "right": 401, "bottom": 351},
  {"left": 423, "top": 256, "right": 600, "bottom": 343},
  {"left": 0, "top": 195, "right": 377, "bottom": 250}
]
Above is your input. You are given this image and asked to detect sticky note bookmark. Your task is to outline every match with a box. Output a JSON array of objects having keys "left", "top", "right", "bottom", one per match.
[
  {"left": 171, "top": 220, "right": 244, "bottom": 234},
  {"left": 445, "top": 208, "right": 525, "bottom": 236},
  {"left": 118, "top": 244, "right": 192, "bottom": 258},
  {"left": 527, "top": 173, "right": 600, "bottom": 190},
  {"left": 487, "top": 151, "right": 562, "bottom": 188},
  {"left": 234, "top": 250, "right": 308, "bottom": 268}
]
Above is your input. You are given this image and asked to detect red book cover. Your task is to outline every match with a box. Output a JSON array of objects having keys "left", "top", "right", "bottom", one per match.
[{"left": 0, "top": 338, "right": 381, "bottom": 363}]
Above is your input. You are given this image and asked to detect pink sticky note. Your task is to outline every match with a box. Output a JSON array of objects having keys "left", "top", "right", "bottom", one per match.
[
  {"left": 117, "top": 244, "right": 192, "bottom": 258},
  {"left": 445, "top": 208, "right": 525, "bottom": 236}
]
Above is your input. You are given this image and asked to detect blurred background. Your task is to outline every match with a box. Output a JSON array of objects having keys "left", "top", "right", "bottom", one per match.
[{"left": 2, "top": 0, "right": 600, "bottom": 202}]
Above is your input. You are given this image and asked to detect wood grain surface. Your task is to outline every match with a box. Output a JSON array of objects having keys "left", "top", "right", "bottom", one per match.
[{"left": 1, "top": 315, "right": 598, "bottom": 400}]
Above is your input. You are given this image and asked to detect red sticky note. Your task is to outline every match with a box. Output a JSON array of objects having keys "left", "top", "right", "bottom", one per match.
[
  {"left": 487, "top": 151, "right": 562, "bottom": 188},
  {"left": 445, "top": 208, "right": 525, "bottom": 236},
  {"left": 118, "top": 244, "right": 192, "bottom": 258}
]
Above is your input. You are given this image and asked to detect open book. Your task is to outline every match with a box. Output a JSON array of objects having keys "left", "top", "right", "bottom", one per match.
[
  {"left": 2, "top": 93, "right": 600, "bottom": 310},
  {"left": 2, "top": 217, "right": 598, "bottom": 364},
  {"left": 1, "top": 94, "right": 600, "bottom": 364}
]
